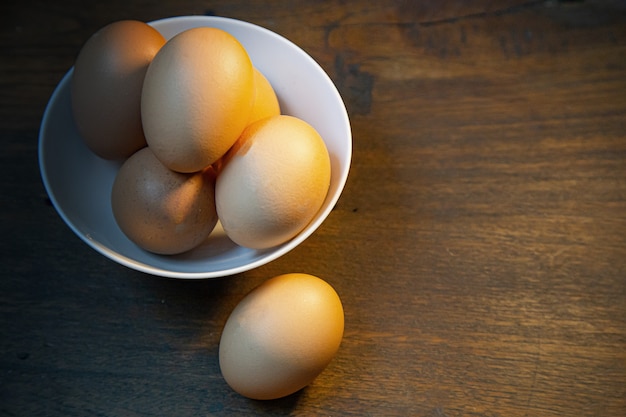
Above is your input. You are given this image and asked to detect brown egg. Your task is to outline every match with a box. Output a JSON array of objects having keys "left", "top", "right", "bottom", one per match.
[
  {"left": 215, "top": 115, "right": 331, "bottom": 249},
  {"left": 247, "top": 67, "right": 280, "bottom": 126},
  {"left": 141, "top": 27, "right": 255, "bottom": 173},
  {"left": 219, "top": 273, "right": 344, "bottom": 400},
  {"left": 110, "top": 147, "right": 218, "bottom": 255},
  {"left": 71, "top": 20, "right": 166, "bottom": 160}
]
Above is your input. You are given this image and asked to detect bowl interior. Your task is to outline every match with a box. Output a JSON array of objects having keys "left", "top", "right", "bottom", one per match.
[{"left": 38, "top": 16, "right": 351, "bottom": 279}]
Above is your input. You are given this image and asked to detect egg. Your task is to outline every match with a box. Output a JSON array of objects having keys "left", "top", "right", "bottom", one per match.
[
  {"left": 71, "top": 20, "right": 166, "bottom": 160},
  {"left": 219, "top": 273, "right": 344, "bottom": 400},
  {"left": 215, "top": 115, "right": 331, "bottom": 249},
  {"left": 110, "top": 147, "right": 218, "bottom": 255},
  {"left": 141, "top": 27, "right": 255, "bottom": 173},
  {"left": 248, "top": 67, "right": 280, "bottom": 125}
]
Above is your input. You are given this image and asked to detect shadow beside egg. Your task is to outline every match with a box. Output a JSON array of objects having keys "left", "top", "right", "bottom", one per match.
[{"left": 247, "top": 387, "right": 305, "bottom": 411}]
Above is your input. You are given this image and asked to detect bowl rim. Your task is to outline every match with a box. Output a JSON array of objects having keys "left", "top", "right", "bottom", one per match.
[{"left": 38, "top": 15, "right": 352, "bottom": 279}]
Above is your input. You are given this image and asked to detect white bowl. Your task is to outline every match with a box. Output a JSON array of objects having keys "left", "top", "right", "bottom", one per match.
[{"left": 38, "top": 16, "right": 352, "bottom": 279}]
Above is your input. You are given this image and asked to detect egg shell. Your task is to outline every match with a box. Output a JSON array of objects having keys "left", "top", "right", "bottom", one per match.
[
  {"left": 71, "top": 20, "right": 166, "bottom": 160},
  {"left": 215, "top": 115, "right": 331, "bottom": 249},
  {"left": 247, "top": 67, "right": 280, "bottom": 126},
  {"left": 110, "top": 147, "right": 218, "bottom": 255},
  {"left": 219, "top": 273, "right": 344, "bottom": 400},
  {"left": 141, "top": 27, "right": 255, "bottom": 173}
]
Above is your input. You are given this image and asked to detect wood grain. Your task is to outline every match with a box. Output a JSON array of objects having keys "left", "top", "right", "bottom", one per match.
[{"left": 2, "top": 1, "right": 625, "bottom": 416}]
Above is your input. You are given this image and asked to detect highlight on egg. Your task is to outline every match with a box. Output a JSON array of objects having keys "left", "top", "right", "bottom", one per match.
[
  {"left": 248, "top": 67, "right": 281, "bottom": 126},
  {"left": 218, "top": 273, "right": 344, "bottom": 400}
]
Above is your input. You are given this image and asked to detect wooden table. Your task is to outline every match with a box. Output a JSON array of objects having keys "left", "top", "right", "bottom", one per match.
[{"left": 2, "top": 1, "right": 625, "bottom": 415}]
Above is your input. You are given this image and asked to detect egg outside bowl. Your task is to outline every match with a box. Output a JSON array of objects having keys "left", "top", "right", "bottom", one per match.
[{"left": 38, "top": 16, "right": 352, "bottom": 279}]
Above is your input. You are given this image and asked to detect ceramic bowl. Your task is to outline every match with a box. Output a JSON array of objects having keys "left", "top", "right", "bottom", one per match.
[{"left": 38, "top": 15, "right": 351, "bottom": 278}]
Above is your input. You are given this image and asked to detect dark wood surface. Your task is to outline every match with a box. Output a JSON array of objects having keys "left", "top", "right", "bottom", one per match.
[{"left": 2, "top": 1, "right": 626, "bottom": 416}]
